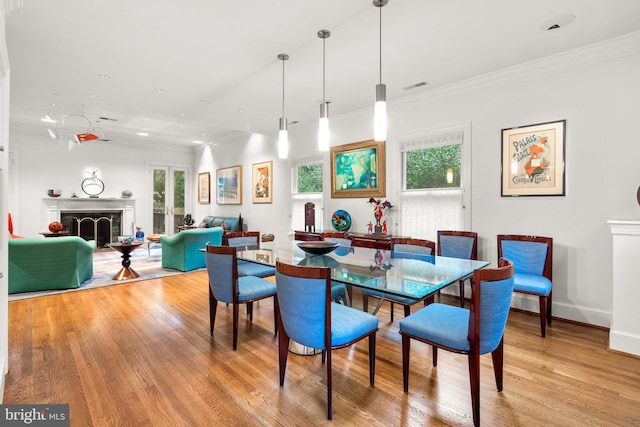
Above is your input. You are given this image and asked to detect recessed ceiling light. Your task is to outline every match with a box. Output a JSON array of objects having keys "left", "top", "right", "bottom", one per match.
[
  {"left": 41, "top": 115, "right": 57, "bottom": 123},
  {"left": 179, "top": 113, "right": 185, "bottom": 117},
  {"left": 88, "top": 93, "right": 96, "bottom": 98},
  {"left": 237, "top": 109, "right": 246, "bottom": 113},
  {"left": 200, "top": 99, "right": 209, "bottom": 104},
  {"left": 136, "top": 132, "right": 149, "bottom": 136},
  {"left": 539, "top": 14, "right": 575, "bottom": 31},
  {"left": 193, "top": 140, "right": 204, "bottom": 144},
  {"left": 201, "top": 133, "right": 209, "bottom": 137},
  {"left": 157, "top": 88, "right": 166, "bottom": 93},
  {"left": 97, "top": 73, "right": 111, "bottom": 79}
]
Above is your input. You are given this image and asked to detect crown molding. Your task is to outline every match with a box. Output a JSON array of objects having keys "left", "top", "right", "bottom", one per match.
[{"left": 393, "top": 30, "right": 640, "bottom": 110}]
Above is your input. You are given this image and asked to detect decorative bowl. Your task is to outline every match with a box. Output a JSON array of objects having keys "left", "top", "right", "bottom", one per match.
[
  {"left": 331, "top": 209, "right": 351, "bottom": 232},
  {"left": 297, "top": 241, "right": 340, "bottom": 255},
  {"left": 48, "top": 221, "right": 63, "bottom": 233}
]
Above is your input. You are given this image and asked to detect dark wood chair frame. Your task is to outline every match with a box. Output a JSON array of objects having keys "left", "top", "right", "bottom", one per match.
[
  {"left": 275, "top": 260, "right": 377, "bottom": 420},
  {"left": 437, "top": 230, "right": 478, "bottom": 307},
  {"left": 401, "top": 258, "right": 514, "bottom": 427},
  {"left": 497, "top": 234, "right": 553, "bottom": 337},
  {"left": 206, "top": 244, "right": 277, "bottom": 350},
  {"left": 362, "top": 238, "right": 437, "bottom": 321}
]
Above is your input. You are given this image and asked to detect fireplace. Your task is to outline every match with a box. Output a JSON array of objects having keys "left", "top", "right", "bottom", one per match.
[{"left": 60, "top": 210, "right": 123, "bottom": 249}]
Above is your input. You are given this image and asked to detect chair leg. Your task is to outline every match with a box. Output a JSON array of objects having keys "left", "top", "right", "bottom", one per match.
[
  {"left": 459, "top": 279, "right": 465, "bottom": 307},
  {"left": 362, "top": 294, "right": 369, "bottom": 313},
  {"left": 491, "top": 338, "right": 504, "bottom": 391},
  {"left": 402, "top": 335, "right": 410, "bottom": 392},
  {"left": 390, "top": 302, "right": 394, "bottom": 322},
  {"left": 369, "top": 333, "right": 376, "bottom": 386},
  {"left": 547, "top": 290, "right": 553, "bottom": 325},
  {"left": 232, "top": 302, "right": 239, "bottom": 350},
  {"left": 209, "top": 287, "right": 217, "bottom": 335},
  {"left": 432, "top": 346, "right": 438, "bottom": 367},
  {"left": 326, "top": 348, "right": 333, "bottom": 420},
  {"left": 247, "top": 301, "right": 254, "bottom": 322},
  {"left": 278, "top": 328, "right": 290, "bottom": 387},
  {"left": 468, "top": 351, "right": 481, "bottom": 427},
  {"left": 403, "top": 304, "right": 411, "bottom": 318},
  {"left": 539, "top": 295, "right": 547, "bottom": 338}
]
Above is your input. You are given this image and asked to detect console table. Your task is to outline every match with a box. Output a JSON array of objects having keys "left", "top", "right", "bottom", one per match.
[{"left": 294, "top": 230, "right": 409, "bottom": 250}]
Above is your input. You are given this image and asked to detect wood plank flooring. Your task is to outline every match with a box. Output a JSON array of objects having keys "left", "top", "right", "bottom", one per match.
[{"left": 4, "top": 272, "right": 640, "bottom": 426}]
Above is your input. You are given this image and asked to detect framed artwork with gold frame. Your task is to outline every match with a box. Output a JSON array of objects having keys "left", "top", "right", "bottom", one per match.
[
  {"left": 330, "top": 139, "right": 386, "bottom": 198},
  {"left": 197, "top": 172, "right": 210, "bottom": 204},
  {"left": 252, "top": 161, "right": 272, "bottom": 204},
  {"left": 215, "top": 166, "right": 242, "bottom": 205}
]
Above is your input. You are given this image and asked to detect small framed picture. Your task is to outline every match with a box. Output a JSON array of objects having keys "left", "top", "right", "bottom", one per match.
[
  {"left": 501, "top": 120, "right": 566, "bottom": 197},
  {"left": 252, "top": 161, "right": 273, "bottom": 203},
  {"left": 197, "top": 172, "right": 210, "bottom": 204},
  {"left": 215, "top": 166, "right": 242, "bottom": 205}
]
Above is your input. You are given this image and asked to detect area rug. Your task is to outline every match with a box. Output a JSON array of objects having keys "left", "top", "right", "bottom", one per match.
[{"left": 9, "top": 244, "right": 189, "bottom": 301}]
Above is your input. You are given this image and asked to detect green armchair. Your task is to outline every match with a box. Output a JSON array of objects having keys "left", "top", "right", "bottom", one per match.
[
  {"left": 161, "top": 227, "right": 223, "bottom": 271},
  {"left": 9, "top": 236, "right": 96, "bottom": 294}
]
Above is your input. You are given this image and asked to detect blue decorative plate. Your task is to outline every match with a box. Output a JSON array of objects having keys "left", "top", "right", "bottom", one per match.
[{"left": 331, "top": 210, "right": 351, "bottom": 232}]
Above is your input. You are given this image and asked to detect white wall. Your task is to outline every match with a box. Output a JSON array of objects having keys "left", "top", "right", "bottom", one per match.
[
  {"left": 9, "top": 132, "right": 194, "bottom": 238},
  {"left": 278, "top": 34, "right": 640, "bottom": 327}
]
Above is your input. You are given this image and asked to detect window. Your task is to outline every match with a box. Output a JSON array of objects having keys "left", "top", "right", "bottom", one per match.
[
  {"left": 399, "top": 127, "right": 470, "bottom": 241},
  {"left": 291, "top": 156, "right": 323, "bottom": 231}
]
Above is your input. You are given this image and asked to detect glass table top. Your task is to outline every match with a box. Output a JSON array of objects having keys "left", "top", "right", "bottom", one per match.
[{"left": 237, "top": 243, "right": 489, "bottom": 300}]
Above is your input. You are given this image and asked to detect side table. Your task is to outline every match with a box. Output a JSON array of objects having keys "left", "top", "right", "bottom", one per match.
[{"left": 108, "top": 242, "right": 143, "bottom": 280}]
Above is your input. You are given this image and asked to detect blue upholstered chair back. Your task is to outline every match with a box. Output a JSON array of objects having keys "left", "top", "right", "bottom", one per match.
[
  {"left": 227, "top": 235, "right": 259, "bottom": 249},
  {"left": 500, "top": 240, "right": 548, "bottom": 276},
  {"left": 477, "top": 274, "right": 515, "bottom": 354},
  {"left": 275, "top": 270, "right": 328, "bottom": 350},
  {"left": 439, "top": 235, "right": 475, "bottom": 259},
  {"left": 206, "top": 251, "right": 235, "bottom": 303},
  {"left": 393, "top": 243, "right": 432, "bottom": 255}
]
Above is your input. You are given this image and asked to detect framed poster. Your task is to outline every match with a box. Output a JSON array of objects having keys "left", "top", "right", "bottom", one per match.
[
  {"left": 252, "top": 161, "right": 272, "bottom": 204},
  {"left": 197, "top": 172, "right": 210, "bottom": 204},
  {"left": 501, "top": 120, "right": 566, "bottom": 197},
  {"left": 330, "top": 139, "right": 385, "bottom": 199},
  {"left": 215, "top": 166, "right": 242, "bottom": 205}
]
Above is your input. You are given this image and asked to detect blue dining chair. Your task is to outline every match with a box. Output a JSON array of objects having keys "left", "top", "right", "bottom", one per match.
[
  {"left": 275, "top": 259, "right": 379, "bottom": 420},
  {"left": 362, "top": 238, "right": 436, "bottom": 321},
  {"left": 226, "top": 231, "right": 276, "bottom": 278},
  {"left": 399, "top": 258, "right": 514, "bottom": 427},
  {"left": 497, "top": 234, "right": 553, "bottom": 337},
  {"left": 205, "top": 243, "right": 277, "bottom": 350},
  {"left": 437, "top": 230, "right": 478, "bottom": 307}
]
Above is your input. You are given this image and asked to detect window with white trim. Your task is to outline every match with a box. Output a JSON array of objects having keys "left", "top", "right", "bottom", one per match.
[
  {"left": 399, "top": 128, "right": 470, "bottom": 241},
  {"left": 291, "top": 156, "right": 323, "bottom": 231}
]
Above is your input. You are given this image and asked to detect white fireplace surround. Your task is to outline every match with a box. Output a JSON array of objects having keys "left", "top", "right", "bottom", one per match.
[{"left": 44, "top": 197, "right": 136, "bottom": 236}]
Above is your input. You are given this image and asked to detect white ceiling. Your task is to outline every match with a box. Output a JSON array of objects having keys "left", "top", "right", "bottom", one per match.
[{"left": 6, "top": 0, "right": 640, "bottom": 148}]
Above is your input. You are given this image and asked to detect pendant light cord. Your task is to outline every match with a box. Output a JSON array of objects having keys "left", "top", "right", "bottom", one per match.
[
  {"left": 281, "top": 58, "right": 285, "bottom": 117},
  {"left": 379, "top": 4, "right": 383, "bottom": 85},
  {"left": 322, "top": 37, "right": 326, "bottom": 102}
]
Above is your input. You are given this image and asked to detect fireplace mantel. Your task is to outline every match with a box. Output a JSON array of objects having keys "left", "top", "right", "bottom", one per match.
[{"left": 43, "top": 197, "right": 136, "bottom": 236}]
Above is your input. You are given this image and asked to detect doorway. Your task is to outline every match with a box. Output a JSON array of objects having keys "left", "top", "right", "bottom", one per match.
[{"left": 152, "top": 166, "right": 188, "bottom": 235}]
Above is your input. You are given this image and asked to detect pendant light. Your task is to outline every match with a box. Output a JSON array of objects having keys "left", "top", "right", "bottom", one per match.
[
  {"left": 318, "top": 29, "right": 331, "bottom": 151},
  {"left": 277, "top": 53, "right": 289, "bottom": 159},
  {"left": 373, "top": 0, "right": 389, "bottom": 142}
]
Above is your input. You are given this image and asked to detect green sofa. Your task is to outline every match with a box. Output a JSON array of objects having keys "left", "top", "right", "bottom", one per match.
[
  {"left": 9, "top": 236, "right": 96, "bottom": 294},
  {"left": 161, "top": 227, "right": 223, "bottom": 272}
]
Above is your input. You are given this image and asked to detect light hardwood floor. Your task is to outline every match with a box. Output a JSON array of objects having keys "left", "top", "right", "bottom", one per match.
[{"left": 4, "top": 271, "right": 640, "bottom": 426}]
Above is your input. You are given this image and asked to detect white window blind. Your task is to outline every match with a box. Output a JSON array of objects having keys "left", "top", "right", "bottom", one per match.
[
  {"left": 399, "top": 130, "right": 466, "bottom": 242},
  {"left": 291, "top": 156, "right": 323, "bottom": 232}
]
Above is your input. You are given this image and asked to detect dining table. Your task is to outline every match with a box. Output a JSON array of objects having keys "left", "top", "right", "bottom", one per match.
[{"left": 237, "top": 242, "right": 490, "bottom": 314}]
